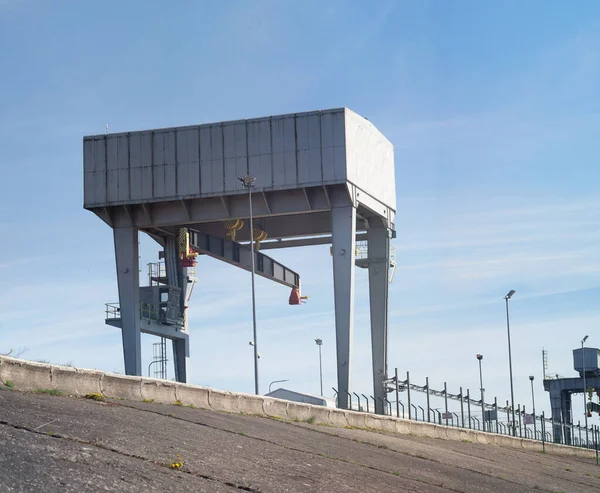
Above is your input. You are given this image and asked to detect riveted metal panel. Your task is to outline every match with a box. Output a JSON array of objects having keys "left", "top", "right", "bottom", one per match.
[
  {"left": 117, "top": 168, "right": 129, "bottom": 202},
  {"left": 165, "top": 164, "right": 176, "bottom": 197},
  {"left": 129, "top": 133, "right": 143, "bottom": 168},
  {"left": 83, "top": 139, "right": 95, "bottom": 173},
  {"left": 107, "top": 136, "right": 119, "bottom": 170},
  {"left": 84, "top": 172, "right": 96, "bottom": 203},
  {"left": 153, "top": 166, "right": 165, "bottom": 198},
  {"left": 141, "top": 132, "right": 153, "bottom": 167},
  {"left": 130, "top": 167, "right": 142, "bottom": 200},
  {"left": 188, "top": 162, "right": 200, "bottom": 196},
  {"left": 141, "top": 166, "right": 153, "bottom": 199},
  {"left": 117, "top": 135, "right": 129, "bottom": 170},
  {"left": 153, "top": 131, "right": 165, "bottom": 167},
  {"left": 107, "top": 169, "right": 118, "bottom": 202},
  {"left": 164, "top": 131, "right": 176, "bottom": 166}
]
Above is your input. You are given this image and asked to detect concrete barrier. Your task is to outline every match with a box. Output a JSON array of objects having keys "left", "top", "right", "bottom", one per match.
[
  {"left": 140, "top": 379, "right": 178, "bottom": 404},
  {"left": 101, "top": 373, "right": 143, "bottom": 400},
  {"left": 1, "top": 355, "right": 596, "bottom": 460},
  {"left": 328, "top": 409, "right": 350, "bottom": 428},
  {"left": 302, "top": 405, "right": 332, "bottom": 426},
  {"left": 51, "top": 366, "right": 103, "bottom": 395},
  {"left": 345, "top": 410, "right": 368, "bottom": 429},
  {"left": 0, "top": 358, "right": 52, "bottom": 390},
  {"left": 208, "top": 389, "right": 239, "bottom": 413},
  {"left": 286, "top": 402, "right": 313, "bottom": 422},
  {"left": 262, "top": 396, "right": 289, "bottom": 418},
  {"left": 175, "top": 384, "right": 210, "bottom": 409}
]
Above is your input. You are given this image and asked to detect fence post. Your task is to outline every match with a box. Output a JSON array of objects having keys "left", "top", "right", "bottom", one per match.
[
  {"left": 506, "top": 400, "right": 511, "bottom": 436},
  {"left": 467, "top": 389, "right": 471, "bottom": 429},
  {"left": 444, "top": 382, "right": 449, "bottom": 426},
  {"left": 595, "top": 425, "right": 598, "bottom": 465},
  {"left": 395, "top": 368, "right": 399, "bottom": 419},
  {"left": 541, "top": 411, "right": 546, "bottom": 453},
  {"left": 518, "top": 404, "right": 522, "bottom": 438},
  {"left": 494, "top": 397, "right": 498, "bottom": 433},
  {"left": 406, "top": 371, "right": 411, "bottom": 420},
  {"left": 460, "top": 387, "right": 465, "bottom": 428},
  {"left": 426, "top": 377, "right": 431, "bottom": 423}
]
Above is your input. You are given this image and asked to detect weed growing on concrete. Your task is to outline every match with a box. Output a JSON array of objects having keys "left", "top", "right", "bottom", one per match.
[
  {"left": 85, "top": 392, "right": 105, "bottom": 402},
  {"left": 4, "top": 380, "right": 14, "bottom": 390},
  {"left": 142, "top": 398, "right": 154, "bottom": 403},
  {"left": 304, "top": 416, "right": 316, "bottom": 424},
  {"left": 565, "top": 468, "right": 571, "bottom": 472},
  {"left": 461, "top": 439, "right": 472, "bottom": 443},
  {"left": 173, "top": 400, "right": 183, "bottom": 406},
  {"left": 35, "top": 389, "right": 63, "bottom": 396},
  {"left": 184, "top": 403, "right": 197, "bottom": 409},
  {"left": 392, "top": 471, "right": 400, "bottom": 476},
  {"left": 170, "top": 454, "right": 184, "bottom": 471}
]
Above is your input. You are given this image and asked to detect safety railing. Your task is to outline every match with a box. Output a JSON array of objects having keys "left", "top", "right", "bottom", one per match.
[
  {"left": 105, "top": 303, "right": 121, "bottom": 320},
  {"left": 340, "top": 368, "right": 600, "bottom": 458}
]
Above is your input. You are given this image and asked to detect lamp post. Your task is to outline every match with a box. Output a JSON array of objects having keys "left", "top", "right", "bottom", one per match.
[
  {"left": 240, "top": 175, "right": 259, "bottom": 395},
  {"left": 269, "top": 379, "right": 289, "bottom": 393},
  {"left": 582, "top": 335, "right": 589, "bottom": 446},
  {"left": 504, "top": 289, "right": 516, "bottom": 436},
  {"left": 529, "top": 375, "right": 537, "bottom": 440},
  {"left": 315, "top": 338, "right": 324, "bottom": 396},
  {"left": 477, "top": 354, "right": 485, "bottom": 432}
]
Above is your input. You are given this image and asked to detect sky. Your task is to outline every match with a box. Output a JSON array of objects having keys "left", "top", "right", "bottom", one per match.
[{"left": 1, "top": 0, "right": 600, "bottom": 426}]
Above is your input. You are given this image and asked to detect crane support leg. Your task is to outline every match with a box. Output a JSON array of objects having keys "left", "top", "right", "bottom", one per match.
[
  {"left": 331, "top": 205, "right": 356, "bottom": 410},
  {"left": 368, "top": 226, "right": 390, "bottom": 415},
  {"left": 172, "top": 339, "right": 188, "bottom": 383},
  {"left": 114, "top": 227, "right": 142, "bottom": 376}
]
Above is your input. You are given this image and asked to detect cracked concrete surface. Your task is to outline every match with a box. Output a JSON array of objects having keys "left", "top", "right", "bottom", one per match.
[{"left": 1, "top": 389, "right": 599, "bottom": 492}]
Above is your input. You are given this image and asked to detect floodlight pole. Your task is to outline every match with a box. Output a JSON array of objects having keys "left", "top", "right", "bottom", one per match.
[
  {"left": 315, "top": 338, "right": 324, "bottom": 396},
  {"left": 582, "top": 335, "right": 589, "bottom": 446},
  {"left": 504, "top": 290, "right": 516, "bottom": 436},
  {"left": 240, "top": 175, "right": 259, "bottom": 395},
  {"left": 529, "top": 376, "right": 537, "bottom": 439},
  {"left": 477, "top": 354, "right": 485, "bottom": 432}
]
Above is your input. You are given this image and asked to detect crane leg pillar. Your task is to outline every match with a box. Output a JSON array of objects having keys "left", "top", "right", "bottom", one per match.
[
  {"left": 368, "top": 226, "right": 390, "bottom": 415},
  {"left": 331, "top": 205, "right": 356, "bottom": 410},
  {"left": 114, "top": 227, "right": 142, "bottom": 376},
  {"left": 172, "top": 339, "right": 188, "bottom": 383}
]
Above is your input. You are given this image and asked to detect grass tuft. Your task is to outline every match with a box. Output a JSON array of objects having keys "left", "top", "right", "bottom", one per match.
[
  {"left": 35, "top": 388, "right": 63, "bottom": 396},
  {"left": 85, "top": 392, "right": 105, "bottom": 402},
  {"left": 4, "top": 380, "right": 14, "bottom": 390}
]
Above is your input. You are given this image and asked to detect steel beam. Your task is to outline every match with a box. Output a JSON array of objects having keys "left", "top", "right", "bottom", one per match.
[{"left": 188, "top": 231, "right": 300, "bottom": 289}]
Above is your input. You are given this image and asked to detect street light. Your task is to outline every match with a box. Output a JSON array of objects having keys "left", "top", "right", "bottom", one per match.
[
  {"left": 529, "top": 375, "right": 536, "bottom": 439},
  {"left": 582, "top": 335, "right": 589, "bottom": 446},
  {"left": 476, "top": 354, "right": 485, "bottom": 432},
  {"left": 315, "top": 338, "right": 324, "bottom": 396},
  {"left": 268, "top": 379, "right": 289, "bottom": 393},
  {"left": 240, "top": 175, "right": 259, "bottom": 395},
  {"left": 504, "top": 289, "right": 516, "bottom": 436}
]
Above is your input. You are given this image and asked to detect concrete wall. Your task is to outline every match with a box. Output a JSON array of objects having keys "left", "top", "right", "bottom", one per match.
[{"left": 0, "top": 355, "right": 595, "bottom": 460}]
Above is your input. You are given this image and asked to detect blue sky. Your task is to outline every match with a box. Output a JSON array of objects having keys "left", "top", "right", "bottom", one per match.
[{"left": 1, "top": 1, "right": 599, "bottom": 425}]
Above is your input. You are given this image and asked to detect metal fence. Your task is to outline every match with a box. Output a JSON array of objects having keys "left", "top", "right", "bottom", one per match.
[{"left": 334, "top": 368, "right": 600, "bottom": 457}]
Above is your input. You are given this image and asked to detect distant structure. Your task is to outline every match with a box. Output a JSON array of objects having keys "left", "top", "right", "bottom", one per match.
[
  {"left": 83, "top": 108, "right": 396, "bottom": 414},
  {"left": 543, "top": 347, "right": 600, "bottom": 444},
  {"left": 265, "top": 388, "right": 336, "bottom": 408}
]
